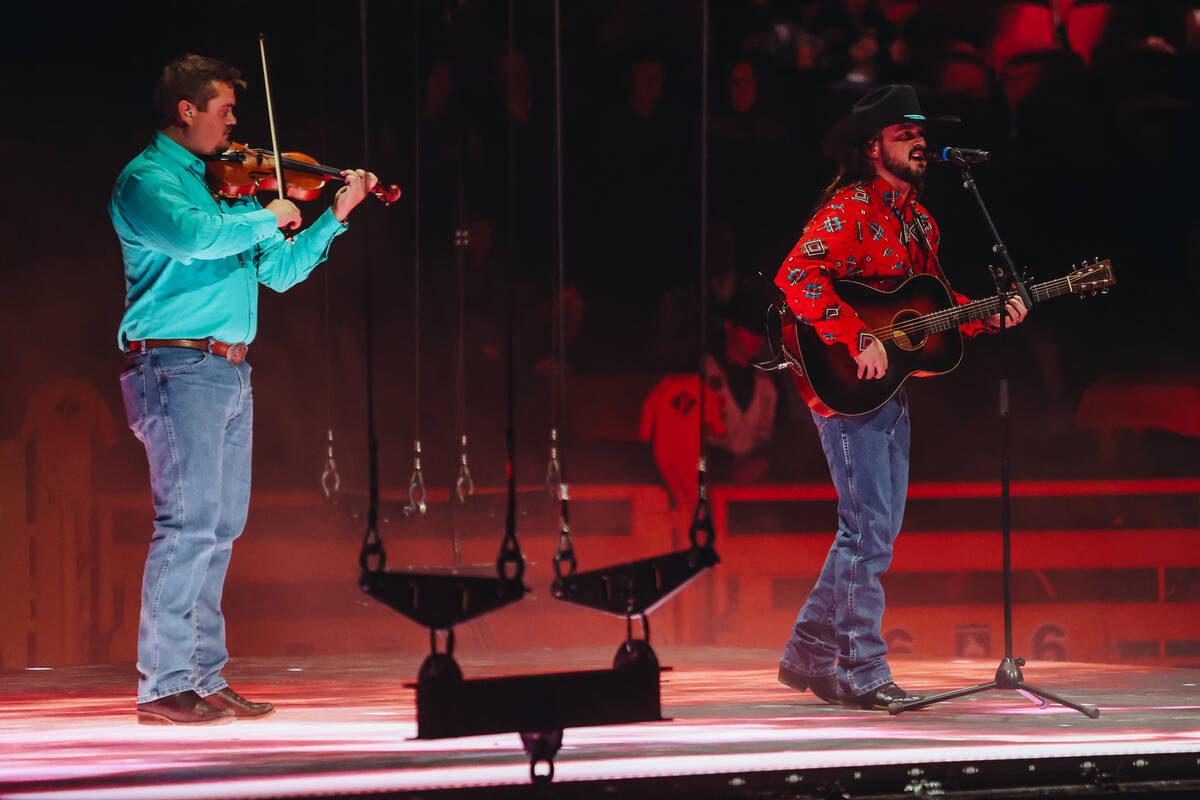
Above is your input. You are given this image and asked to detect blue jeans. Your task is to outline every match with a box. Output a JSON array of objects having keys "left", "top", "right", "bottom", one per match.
[
  {"left": 780, "top": 392, "right": 909, "bottom": 696},
  {"left": 120, "top": 348, "right": 253, "bottom": 703}
]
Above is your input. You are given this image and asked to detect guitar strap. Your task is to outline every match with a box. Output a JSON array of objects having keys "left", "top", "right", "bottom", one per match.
[
  {"left": 909, "top": 210, "right": 954, "bottom": 290},
  {"left": 751, "top": 272, "right": 801, "bottom": 374}
]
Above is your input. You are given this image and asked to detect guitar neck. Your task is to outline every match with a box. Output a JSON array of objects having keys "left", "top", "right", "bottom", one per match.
[{"left": 925, "top": 276, "right": 1071, "bottom": 334}]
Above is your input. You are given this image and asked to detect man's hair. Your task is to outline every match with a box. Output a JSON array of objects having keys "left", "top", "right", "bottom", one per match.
[
  {"left": 811, "top": 137, "right": 877, "bottom": 217},
  {"left": 154, "top": 54, "right": 247, "bottom": 129}
]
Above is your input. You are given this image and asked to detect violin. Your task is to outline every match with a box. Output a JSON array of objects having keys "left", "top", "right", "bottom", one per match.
[{"left": 205, "top": 142, "right": 402, "bottom": 205}]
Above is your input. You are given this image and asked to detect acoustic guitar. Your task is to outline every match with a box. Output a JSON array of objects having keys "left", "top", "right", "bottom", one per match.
[{"left": 780, "top": 259, "right": 1115, "bottom": 417}]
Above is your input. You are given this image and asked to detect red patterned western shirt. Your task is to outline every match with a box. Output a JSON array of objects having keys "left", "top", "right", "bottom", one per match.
[{"left": 774, "top": 174, "right": 990, "bottom": 357}]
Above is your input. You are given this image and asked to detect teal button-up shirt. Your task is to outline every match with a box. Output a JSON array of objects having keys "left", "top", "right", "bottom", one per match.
[{"left": 111, "top": 132, "right": 347, "bottom": 349}]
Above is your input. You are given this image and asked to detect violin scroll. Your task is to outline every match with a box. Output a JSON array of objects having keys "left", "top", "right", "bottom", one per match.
[{"left": 373, "top": 182, "right": 403, "bottom": 205}]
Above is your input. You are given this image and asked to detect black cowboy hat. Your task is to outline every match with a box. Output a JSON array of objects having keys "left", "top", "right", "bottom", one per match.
[{"left": 820, "top": 84, "right": 959, "bottom": 162}]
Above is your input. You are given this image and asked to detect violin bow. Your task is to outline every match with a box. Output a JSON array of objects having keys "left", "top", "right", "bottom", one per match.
[{"left": 257, "top": 33, "right": 288, "bottom": 202}]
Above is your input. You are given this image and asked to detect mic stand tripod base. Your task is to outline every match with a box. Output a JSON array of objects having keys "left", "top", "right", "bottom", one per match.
[
  {"left": 900, "top": 167, "right": 1100, "bottom": 723},
  {"left": 887, "top": 656, "right": 1101, "bottom": 718}
]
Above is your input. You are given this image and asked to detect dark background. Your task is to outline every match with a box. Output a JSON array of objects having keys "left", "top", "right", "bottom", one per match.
[{"left": 4, "top": 0, "right": 1199, "bottom": 508}]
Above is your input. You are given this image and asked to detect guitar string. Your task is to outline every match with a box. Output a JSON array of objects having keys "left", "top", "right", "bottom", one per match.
[
  {"left": 866, "top": 277, "right": 1073, "bottom": 339},
  {"left": 881, "top": 188, "right": 1072, "bottom": 339},
  {"left": 868, "top": 284, "right": 1052, "bottom": 338},
  {"left": 884, "top": 261, "right": 1110, "bottom": 334},
  {"left": 873, "top": 280, "right": 1060, "bottom": 336}
]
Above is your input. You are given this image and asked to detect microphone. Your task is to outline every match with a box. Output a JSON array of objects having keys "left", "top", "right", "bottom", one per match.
[{"left": 930, "top": 146, "right": 990, "bottom": 165}]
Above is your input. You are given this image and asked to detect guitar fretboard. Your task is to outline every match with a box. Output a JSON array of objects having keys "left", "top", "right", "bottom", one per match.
[{"left": 910, "top": 276, "right": 1073, "bottom": 335}]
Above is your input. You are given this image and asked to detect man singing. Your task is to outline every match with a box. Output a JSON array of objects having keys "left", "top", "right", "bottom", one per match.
[
  {"left": 112, "top": 54, "right": 379, "bottom": 724},
  {"left": 774, "top": 85, "right": 1026, "bottom": 710}
]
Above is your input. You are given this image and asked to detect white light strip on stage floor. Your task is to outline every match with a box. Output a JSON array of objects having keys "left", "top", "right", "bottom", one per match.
[
  {"left": 5, "top": 703, "right": 1200, "bottom": 785},
  {"left": 7, "top": 738, "right": 1200, "bottom": 799}
]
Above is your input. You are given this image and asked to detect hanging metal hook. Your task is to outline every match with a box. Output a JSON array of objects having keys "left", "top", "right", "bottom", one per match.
[
  {"left": 455, "top": 434, "right": 474, "bottom": 504},
  {"left": 359, "top": 525, "right": 386, "bottom": 574},
  {"left": 552, "top": 480, "right": 576, "bottom": 577},
  {"left": 688, "top": 455, "right": 716, "bottom": 552},
  {"left": 320, "top": 427, "right": 341, "bottom": 500},
  {"left": 405, "top": 439, "right": 427, "bottom": 515}
]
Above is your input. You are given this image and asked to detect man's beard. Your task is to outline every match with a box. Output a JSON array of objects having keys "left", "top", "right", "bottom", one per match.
[{"left": 882, "top": 147, "right": 926, "bottom": 190}]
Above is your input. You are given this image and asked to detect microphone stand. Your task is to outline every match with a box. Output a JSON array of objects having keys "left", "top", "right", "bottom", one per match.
[{"left": 888, "top": 163, "right": 1099, "bottom": 718}]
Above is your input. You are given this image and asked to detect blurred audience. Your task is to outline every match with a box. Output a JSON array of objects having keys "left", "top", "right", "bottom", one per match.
[{"left": 702, "top": 289, "right": 780, "bottom": 485}]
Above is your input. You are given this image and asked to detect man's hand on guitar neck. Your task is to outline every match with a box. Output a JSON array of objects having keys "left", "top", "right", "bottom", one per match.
[
  {"left": 855, "top": 337, "right": 888, "bottom": 380},
  {"left": 986, "top": 295, "right": 1028, "bottom": 329}
]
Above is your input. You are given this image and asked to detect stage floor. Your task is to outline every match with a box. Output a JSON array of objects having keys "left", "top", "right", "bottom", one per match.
[{"left": 2, "top": 648, "right": 1199, "bottom": 799}]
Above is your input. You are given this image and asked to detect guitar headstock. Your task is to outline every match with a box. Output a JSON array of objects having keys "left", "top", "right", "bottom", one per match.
[{"left": 1066, "top": 258, "right": 1115, "bottom": 296}]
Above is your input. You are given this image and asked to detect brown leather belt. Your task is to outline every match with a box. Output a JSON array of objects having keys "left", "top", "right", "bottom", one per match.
[{"left": 126, "top": 338, "right": 249, "bottom": 365}]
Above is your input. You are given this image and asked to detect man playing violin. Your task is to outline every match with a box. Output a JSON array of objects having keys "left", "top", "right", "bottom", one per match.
[{"left": 111, "top": 54, "right": 379, "bottom": 724}]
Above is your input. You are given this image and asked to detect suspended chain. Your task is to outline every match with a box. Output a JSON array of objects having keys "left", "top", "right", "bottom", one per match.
[
  {"left": 697, "top": 0, "right": 710, "bottom": 480},
  {"left": 552, "top": 478, "right": 576, "bottom": 577},
  {"left": 406, "top": 439, "right": 427, "bottom": 516},
  {"left": 549, "top": 0, "right": 576, "bottom": 580},
  {"left": 406, "top": 5, "right": 427, "bottom": 519},
  {"left": 547, "top": 428, "right": 569, "bottom": 573},
  {"left": 446, "top": 7, "right": 472, "bottom": 568},
  {"left": 689, "top": 0, "right": 716, "bottom": 557},
  {"left": 498, "top": 372, "right": 523, "bottom": 582},
  {"left": 319, "top": 258, "right": 339, "bottom": 500},
  {"left": 318, "top": 27, "right": 339, "bottom": 502},
  {"left": 321, "top": 427, "right": 341, "bottom": 499},
  {"left": 456, "top": 434, "right": 474, "bottom": 504},
  {"left": 453, "top": 222, "right": 472, "bottom": 511},
  {"left": 496, "top": 0, "right": 525, "bottom": 588},
  {"left": 357, "top": 0, "right": 386, "bottom": 577},
  {"left": 449, "top": 226, "right": 473, "bottom": 514},
  {"left": 688, "top": 455, "right": 716, "bottom": 551},
  {"left": 545, "top": 426, "right": 562, "bottom": 498}
]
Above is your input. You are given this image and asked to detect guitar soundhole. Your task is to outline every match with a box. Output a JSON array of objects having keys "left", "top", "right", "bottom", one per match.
[{"left": 889, "top": 310, "right": 925, "bottom": 352}]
